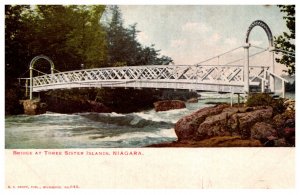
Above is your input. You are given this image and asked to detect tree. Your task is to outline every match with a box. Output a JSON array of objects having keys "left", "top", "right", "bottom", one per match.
[
  {"left": 65, "top": 5, "right": 107, "bottom": 69},
  {"left": 28, "top": 5, "right": 107, "bottom": 70},
  {"left": 5, "top": 5, "right": 107, "bottom": 75},
  {"left": 5, "top": 5, "right": 32, "bottom": 84},
  {"left": 5, "top": 5, "right": 108, "bottom": 114},
  {"left": 95, "top": 5, "right": 174, "bottom": 112},
  {"left": 274, "top": 5, "right": 295, "bottom": 75},
  {"left": 104, "top": 5, "right": 173, "bottom": 66}
]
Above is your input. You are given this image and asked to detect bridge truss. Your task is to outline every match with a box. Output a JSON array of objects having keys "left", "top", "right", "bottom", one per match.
[{"left": 31, "top": 64, "right": 268, "bottom": 94}]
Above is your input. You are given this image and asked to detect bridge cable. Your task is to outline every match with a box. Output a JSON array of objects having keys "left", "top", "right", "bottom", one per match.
[
  {"left": 251, "top": 45, "right": 295, "bottom": 58},
  {"left": 250, "top": 45, "right": 268, "bottom": 50},
  {"left": 53, "top": 69, "right": 61, "bottom": 73},
  {"left": 272, "top": 48, "right": 295, "bottom": 56},
  {"left": 18, "top": 69, "right": 30, "bottom": 78},
  {"left": 224, "top": 48, "right": 269, "bottom": 65},
  {"left": 17, "top": 67, "right": 60, "bottom": 81},
  {"left": 273, "top": 52, "right": 295, "bottom": 58},
  {"left": 32, "top": 68, "right": 48, "bottom": 75},
  {"left": 17, "top": 69, "right": 31, "bottom": 88},
  {"left": 195, "top": 45, "right": 243, "bottom": 65}
]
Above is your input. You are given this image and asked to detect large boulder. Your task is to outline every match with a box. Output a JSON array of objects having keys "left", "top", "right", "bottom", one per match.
[
  {"left": 284, "top": 99, "right": 295, "bottom": 111},
  {"left": 175, "top": 104, "right": 275, "bottom": 141},
  {"left": 153, "top": 100, "right": 186, "bottom": 112},
  {"left": 193, "top": 106, "right": 273, "bottom": 140},
  {"left": 273, "top": 114, "right": 287, "bottom": 129},
  {"left": 194, "top": 107, "right": 254, "bottom": 140},
  {"left": 284, "top": 128, "right": 295, "bottom": 146},
  {"left": 175, "top": 104, "right": 229, "bottom": 140},
  {"left": 250, "top": 122, "right": 277, "bottom": 141},
  {"left": 170, "top": 100, "right": 295, "bottom": 147},
  {"left": 273, "top": 110, "right": 295, "bottom": 129},
  {"left": 228, "top": 106, "right": 273, "bottom": 138},
  {"left": 22, "top": 99, "right": 47, "bottom": 115},
  {"left": 187, "top": 98, "right": 198, "bottom": 103}
]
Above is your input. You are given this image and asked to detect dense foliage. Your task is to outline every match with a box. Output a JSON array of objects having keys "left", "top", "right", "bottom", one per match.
[
  {"left": 6, "top": 5, "right": 107, "bottom": 80},
  {"left": 105, "top": 6, "right": 173, "bottom": 67},
  {"left": 274, "top": 5, "right": 295, "bottom": 75},
  {"left": 5, "top": 5, "right": 173, "bottom": 114},
  {"left": 246, "top": 93, "right": 286, "bottom": 115}
]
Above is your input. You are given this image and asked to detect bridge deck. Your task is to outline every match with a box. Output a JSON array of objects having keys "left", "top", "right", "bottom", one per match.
[{"left": 31, "top": 64, "right": 267, "bottom": 94}]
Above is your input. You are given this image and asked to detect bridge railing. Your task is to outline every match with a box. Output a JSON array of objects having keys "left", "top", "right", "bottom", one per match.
[{"left": 32, "top": 65, "right": 269, "bottom": 88}]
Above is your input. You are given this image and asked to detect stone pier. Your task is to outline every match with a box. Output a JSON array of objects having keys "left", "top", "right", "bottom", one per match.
[{"left": 21, "top": 99, "right": 47, "bottom": 115}]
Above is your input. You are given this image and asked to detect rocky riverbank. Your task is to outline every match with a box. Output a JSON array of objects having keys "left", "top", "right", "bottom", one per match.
[
  {"left": 21, "top": 98, "right": 112, "bottom": 115},
  {"left": 149, "top": 99, "right": 295, "bottom": 147}
]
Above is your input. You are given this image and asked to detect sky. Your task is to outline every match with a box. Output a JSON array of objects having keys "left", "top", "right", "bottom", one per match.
[{"left": 118, "top": 5, "right": 289, "bottom": 74}]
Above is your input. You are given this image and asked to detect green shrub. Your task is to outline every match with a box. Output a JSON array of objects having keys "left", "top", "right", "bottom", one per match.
[
  {"left": 271, "top": 98, "right": 286, "bottom": 115},
  {"left": 246, "top": 93, "right": 286, "bottom": 115},
  {"left": 246, "top": 93, "right": 273, "bottom": 107}
]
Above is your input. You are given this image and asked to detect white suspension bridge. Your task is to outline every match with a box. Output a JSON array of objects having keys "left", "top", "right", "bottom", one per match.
[{"left": 19, "top": 20, "right": 293, "bottom": 102}]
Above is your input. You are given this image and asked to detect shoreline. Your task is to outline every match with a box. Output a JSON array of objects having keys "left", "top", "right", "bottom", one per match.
[
  {"left": 148, "top": 96, "right": 295, "bottom": 147},
  {"left": 5, "top": 95, "right": 295, "bottom": 148}
]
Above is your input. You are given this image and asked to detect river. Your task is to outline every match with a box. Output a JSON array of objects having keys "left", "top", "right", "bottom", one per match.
[{"left": 5, "top": 92, "right": 295, "bottom": 149}]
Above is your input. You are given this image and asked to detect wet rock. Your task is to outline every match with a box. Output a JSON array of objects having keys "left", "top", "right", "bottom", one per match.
[
  {"left": 193, "top": 107, "right": 274, "bottom": 141},
  {"left": 284, "top": 128, "right": 295, "bottom": 137},
  {"left": 250, "top": 122, "right": 277, "bottom": 142},
  {"left": 285, "top": 119, "right": 295, "bottom": 128},
  {"left": 229, "top": 106, "right": 273, "bottom": 138},
  {"left": 284, "top": 99, "right": 295, "bottom": 111},
  {"left": 23, "top": 99, "right": 47, "bottom": 115},
  {"left": 172, "top": 101, "right": 295, "bottom": 147},
  {"left": 225, "top": 107, "right": 254, "bottom": 113},
  {"left": 283, "top": 110, "right": 296, "bottom": 120},
  {"left": 273, "top": 114, "right": 286, "bottom": 129},
  {"left": 273, "top": 110, "right": 295, "bottom": 129},
  {"left": 283, "top": 127, "right": 295, "bottom": 146},
  {"left": 175, "top": 104, "right": 229, "bottom": 141},
  {"left": 187, "top": 98, "right": 198, "bottom": 103},
  {"left": 195, "top": 109, "right": 238, "bottom": 140},
  {"left": 153, "top": 100, "right": 186, "bottom": 112}
]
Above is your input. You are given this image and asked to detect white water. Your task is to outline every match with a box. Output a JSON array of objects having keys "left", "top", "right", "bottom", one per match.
[{"left": 5, "top": 92, "right": 295, "bottom": 148}]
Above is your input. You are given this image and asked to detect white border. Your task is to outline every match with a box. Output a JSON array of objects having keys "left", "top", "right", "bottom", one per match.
[{"left": 1, "top": 0, "right": 298, "bottom": 195}]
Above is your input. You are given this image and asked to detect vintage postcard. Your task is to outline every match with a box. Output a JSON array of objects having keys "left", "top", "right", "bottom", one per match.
[{"left": 3, "top": 1, "right": 296, "bottom": 190}]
